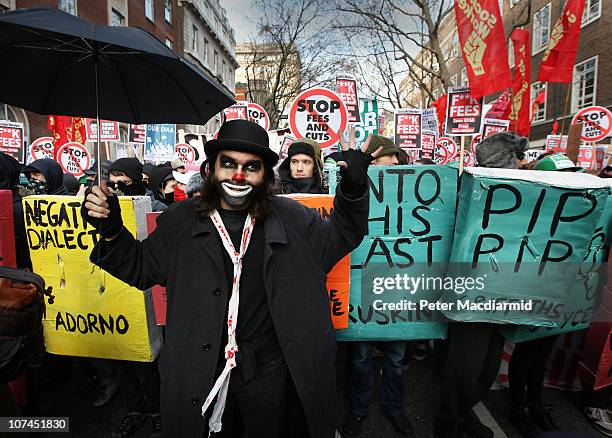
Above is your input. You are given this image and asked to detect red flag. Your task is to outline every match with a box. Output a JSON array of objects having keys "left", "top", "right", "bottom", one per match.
[
  {"left": 432, "top": 94, "right": 447, "bottom": 136},
  {"left": 454, "top": 0, "right": 511, "bottom": 98},
  {"left": 538, "top": 0, "right": 586, "bottom": 83},
  {"left": 47, "top": 115, "right": 87, "bottom": 159},
  {"left": 485, "top": 89, "right": 512, "bottom": 119},
  {"left": 508, "top": 29, "right": 531, "bottom": 137},
  {"left": 551, "top": 119, "right": 559, "bottom": 135},
  {"left": 530, "top": 90, "right": 547, "bottom": 123}
]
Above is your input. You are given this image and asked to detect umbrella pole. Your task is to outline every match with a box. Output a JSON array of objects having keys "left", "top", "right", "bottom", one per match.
[{"left": 94, "top": 47, "right": 101, "bottom": 183}]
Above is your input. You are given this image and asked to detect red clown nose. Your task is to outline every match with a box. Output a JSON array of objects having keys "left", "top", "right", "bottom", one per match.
[{"left": 232, "top": 172, "right": 245, "bottom": 183}]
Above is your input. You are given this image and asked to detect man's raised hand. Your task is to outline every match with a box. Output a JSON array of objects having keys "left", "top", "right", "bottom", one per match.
[
  {"left": 336, "top": 127, "right": 382, "bottom": 198},
  {"left": 81, "top": 182, "right": 124, "bottom": 240}
]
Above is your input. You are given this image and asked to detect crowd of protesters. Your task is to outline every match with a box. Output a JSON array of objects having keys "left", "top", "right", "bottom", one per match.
[{"left": 1, "top": 120, "right": 612, "bottom": 438}]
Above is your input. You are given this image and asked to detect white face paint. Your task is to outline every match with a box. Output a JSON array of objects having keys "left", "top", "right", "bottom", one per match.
[{"left": 221, "top": 181, "right": 253, "bottom": 198}]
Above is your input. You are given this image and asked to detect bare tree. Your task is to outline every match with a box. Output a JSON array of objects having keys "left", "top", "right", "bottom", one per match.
[
  {"left": 336, "top": 0, "right": 453, "bottom": 108},
  {"left": 240, "top": 0, "right": 350, "bottom": 129}
]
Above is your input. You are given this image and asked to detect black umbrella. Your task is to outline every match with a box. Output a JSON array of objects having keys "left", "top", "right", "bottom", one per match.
[{"left": 0, "top": 7, "right": 235, "bottom": 174}]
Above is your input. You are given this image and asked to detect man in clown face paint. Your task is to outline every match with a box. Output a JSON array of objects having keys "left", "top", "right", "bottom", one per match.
[{"left": 82, "top": 120, "right": 381, "bottom": 438}]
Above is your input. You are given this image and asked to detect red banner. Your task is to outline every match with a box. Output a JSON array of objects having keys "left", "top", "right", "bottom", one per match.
[
  {"left": 486, "top": 89, "right": 511, "bottom": 120},
  {"left": 47, "top": 115, "right": 87, "bottom": 160},
  {"left": 538, "top": 0, "right": 586, "bottom": 83},
  {"left": 454, "top": 0, "right": 511, "bottom": 98},
  {"left": 508, "top": 29, "right": 531, "bottom": 136},
  {"left": 432, "top": 94, "right": 447, "bottom": 136}
]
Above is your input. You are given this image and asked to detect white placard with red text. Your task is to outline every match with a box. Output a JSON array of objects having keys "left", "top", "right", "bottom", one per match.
[
  {"left": 247, "top": 103, "right": 270, "bottom": 130},
  {"left": 571, "top": 106, "right": 612, "bottom": 142},
  {"left": 445, "top": 86, "right": 483, "bottom": 136},
  {"left": 394, "top": 109, "right": 421, "bottom": 150},
  {"left": 28, "top": 137, "right": 55, "bottom": 163},
  {"left": 56, "top": 142, "right": 91, "bottom": 177},
  {"left": 85, "top": 119, "right": 120, "bottom": 142}
]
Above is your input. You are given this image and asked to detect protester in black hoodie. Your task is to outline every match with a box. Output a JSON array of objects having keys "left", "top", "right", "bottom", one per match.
[
  {"left": 276, "top": 138, "right": 324, "bottom": 194},
  {"left": 23, "top": 158, "right": 66, "bottom": 195},
  {"left": 107, "top": 158, "right": 147, "bottom": 196},
  {"left": 147, "top": 165, "right": 176, "bottom": 211},
  {"left": 62, "top": 173, "right": 80, "bottom": 195}
]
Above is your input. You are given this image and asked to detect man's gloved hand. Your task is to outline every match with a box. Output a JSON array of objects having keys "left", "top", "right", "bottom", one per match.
[
  {"left": 81, "top": 183, "right": 124, "bottom": 239},
  {"left": 337, "top": 127, "right": 382, "bottom": 198}
]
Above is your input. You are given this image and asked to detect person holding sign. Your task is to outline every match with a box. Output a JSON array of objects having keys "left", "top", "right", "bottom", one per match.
[
  {"left": 343, "top": 133, "right": 412, "bottom": 438},
  {"left": 276, "top": 138, "right": 325, "bottom": 194},
  {"left": 81, "top": 119, "right": 382, "bottom": 438}
]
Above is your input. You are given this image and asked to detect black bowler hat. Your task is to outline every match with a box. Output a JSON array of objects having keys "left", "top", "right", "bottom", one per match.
[{"left": 204, "top": 119, "right": 278, "bottom": 167}]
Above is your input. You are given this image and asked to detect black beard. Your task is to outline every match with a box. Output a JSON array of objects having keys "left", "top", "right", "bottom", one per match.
[{"left": 215, "top": 178, "right": 260, "bottom": 209}]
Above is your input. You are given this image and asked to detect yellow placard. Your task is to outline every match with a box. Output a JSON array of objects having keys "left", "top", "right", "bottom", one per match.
[{"left": 22, "top": 195, "right": 161, "bottom": 361}]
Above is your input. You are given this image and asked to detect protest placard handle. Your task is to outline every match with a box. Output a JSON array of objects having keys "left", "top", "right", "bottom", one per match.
[{"left": 459, "top": 136, "right": 466, "bottom": 174}]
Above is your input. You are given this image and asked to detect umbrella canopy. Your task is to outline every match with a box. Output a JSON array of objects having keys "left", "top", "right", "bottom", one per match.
[{"left": 0, "top": 8, "right": 235, "bottom": 124}]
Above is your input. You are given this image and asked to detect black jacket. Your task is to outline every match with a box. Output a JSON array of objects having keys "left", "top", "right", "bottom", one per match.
[
  {"left": 24, "top": 158, "right": 66, "bottom": 195},
  {"left": 90, "top": 188, "right": 369, "bottom": 437}
]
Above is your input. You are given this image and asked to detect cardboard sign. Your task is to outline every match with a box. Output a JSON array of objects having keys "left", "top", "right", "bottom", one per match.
[
  {"left": 56, "top": 142, "right": 90, "bottom": 177},
  {"left": 354, "top": 98, "right": 379, "bottom": 149},
  {"left": 85, "top": 119, "right": 120, "bottom": 142},
  {"left": 394, "top": 109, "right": 422, "bottom": 152},
  {"left": 572, "top": 106, "right": 612, "bottom": 143},
  {"left": 442, "top": 168, "right": 610, "bottom": 326},
  {"left": 289, "top": 87, "right": 348, "bottom": 149},
  {"left": 421, "top": 130, "right": 437, "bottom": 160},
  {"left": 595, "top": 145, "right": 610, "bottom": 171},
  {"left": 28, "top": 137, "right": 54, "bottom": 163},
  {"left": 129, "top": 124, "right": 146, "bottom": 143},
  {"left": 177, "top": 130, "right": 206, "bottom": 165},
  {"left": 23, "top": 196, "right": 162, "bottom": 361},
  {"left": 445, "top": 86, "right": 483, "bottom": 136},
  {"left": 435, "top": 137, "right": 457, "bottom": 165},
  {"left": 144, "top": 124, "right": 176, "bottom": 161},
  {"left": 482, "top": 118, "right": 510, "bottom": 138},
  {"left": 336, "top": 75, "right": 360, "bottom": 123},
  {"left": 247, "top": 102, "right": 270, "bottom": 130},
  {"left": 546, "top": 135, "right": 568, "bottom": 153},
  {"left": 223, "top": 102, "right": 248, "bottom": 121},
  {"left": 174, "top": 143, "right": 196, "bottom": 164},
  {"left": 330, "top": 165, "right": 457, "bottom": 341},
  {"left": 422, "top": 108, "right": 439, "bottom": 134},
  {"left": 0, "top": 120, "right": 24, "bottom": 162}
]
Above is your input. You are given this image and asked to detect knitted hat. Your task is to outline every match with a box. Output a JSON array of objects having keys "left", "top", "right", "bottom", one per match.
[
  {"left": 186, "top": 173, "right": 203, "bottom": 196},
  {"left": 287, "top": 142, "right": 315, "bottom": 160},
  {"left": 292, "top": 138, "right": 322, "bottom": 163},
  {"left": 365, "top": 135, "right": 400, "bottom": 158},
  {"left": 475, "top": 132, "right": 529, "bottom": 169},
  {"left": 109, "top": 158, "right": 143, "bottom": 183},
  {"left": 534, "top": 153, "right": 584, "bottom": 172}
]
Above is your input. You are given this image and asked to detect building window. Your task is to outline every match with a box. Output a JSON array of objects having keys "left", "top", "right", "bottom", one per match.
[
  {"left": 582, "top": 0, "right": 601, "bottom": 27},
  {"left": 164, "top": 0, "right": 172, "bottom": 23},
  {"left": 145, "top": 0, "right": 154, "bottom": 21},
  {"left": 531, "top": 82, "right": 547, "bottom": 122},
  {"left": 450, "top": 74, "right": 457, "bottom": 86},
  {"left": 215, "top": 18, "right": 220, "bottom": 32},
  {"left": 191, "top": 25, "right": 198, "bottom": 52},
  {"left": 58, "top": 0, "right": 77, "bottom": 15},
  {"left": 222, "top": 60, "right": 227, "bottom": 81},
  {"left": 508, "top": 39, "right": 515, "bottom": 69},
  {"left": 571, "top": 56, "right": 598, "bottom": 112},
  {"left": 111, "top": 8, "right": 125, "bottom": 26},
  {"left": 214, "top": 50, "right": 219, "bottom": 73},
  {"left": 510, "top": 0, "right": 520, "bottom": 8},
  {"left": 451, "top": 33, "right": 458, "bottom": 59},
  {"left": 165, "top": 39, "right": 173, "bottom": 49},
  {"left": 203, "top": 38, "right": 209, "bottom": 63},
  {"left": 532, "top": 3, "right": 551, "bottom": 55},
  {"left": 461, "top": 67, "right": 467, "bottom": 86}
]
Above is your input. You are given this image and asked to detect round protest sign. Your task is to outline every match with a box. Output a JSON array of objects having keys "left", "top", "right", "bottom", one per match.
[
  {"left": 248, "top": 103, "right": 270, "bottom": 131},
  {"left": 175, "top": 143, "right": 196, "bottom": 164},
  {"left": 56, "top": 142, "right": 90, "bottom": 177},
  {"left": 451, "top": 150, "right": 475, "bottom": 167},
  {"left": 571, "top": 106, "right": 612, "bottom": 142},
  {"left": 435, "top": 137, "right": 457, "bottom": 164},
  {"left": 289, "top": 87, "right": 348, "bottom": 149},
  {"left": 470, "top": 134, "right": 481, "bottom": 154},
  {"left": 30, "top": 137, "right": 55, "bottom": 162}
]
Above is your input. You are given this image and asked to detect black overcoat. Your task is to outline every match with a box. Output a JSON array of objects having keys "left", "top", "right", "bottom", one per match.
[{"left": 90, "top": 188, "right": 369, "bottom": 437}]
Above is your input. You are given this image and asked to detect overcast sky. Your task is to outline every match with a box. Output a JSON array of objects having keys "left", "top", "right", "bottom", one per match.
[{"left": 222, "top": 0, "right": 260, "bottom": 43}]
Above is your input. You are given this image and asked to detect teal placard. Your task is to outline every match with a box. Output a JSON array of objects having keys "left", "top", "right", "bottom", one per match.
[
  {"left": 332, "top": 165, "right": 457, "bottom": 341},
  {"left": 442, "top": 169, "right": 610, "bottom": 326}
]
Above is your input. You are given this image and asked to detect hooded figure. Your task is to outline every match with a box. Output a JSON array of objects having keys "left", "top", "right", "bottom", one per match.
[
  {"left": 108, "top": 158, "right": 148, "bottom": 196},
  {"left": 0, "top": 153, "right": 31, "bottom": 270},
  {"left": 62, "top": 173, "right": 80, "bottom": 195},
  {"left": 276, "top": 138, "right": 325, "bottom": 194},
  {"left": 23, "top": 158, "right": 66, "bottom": 195},
  {"left": 147, "top": 165, "right": 175, "bottom": 211},
  {"left": 142, "top": 163, "right": 157, "bottom": 188}
]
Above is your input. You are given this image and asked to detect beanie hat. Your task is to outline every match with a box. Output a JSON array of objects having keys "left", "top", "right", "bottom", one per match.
[
  {"left": 534, "top": 153, "right": 584, "bottom": 172},
  {"left": 186, "top": 173, "right": 203, "bottom": 196},
  {"left": 287, "top": 142, "right": 316, "bottom": 160},
  {"left": 475, "top": 132, "right": 529, "bottom": 169},
  {"left": 109, "top": 158, "right": 143, "bottom": 183},
  {"left": 365, "top": 135, "right": 400, "bottom": 158},
  {"left": 292, "top": 138, "right": 322, "bottom": 163}
]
